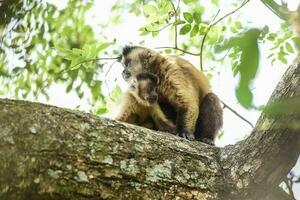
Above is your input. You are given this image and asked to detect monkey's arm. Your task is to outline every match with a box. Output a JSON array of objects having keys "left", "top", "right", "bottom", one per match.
[
  {"left": 150, "top": 103, "right": 177, "bottom": 134},
  {"left": 114, "top": 94, "right": 139, "bottom": 124}
]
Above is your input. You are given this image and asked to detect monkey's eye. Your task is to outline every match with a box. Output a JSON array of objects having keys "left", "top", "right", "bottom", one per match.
[
  {"left": 125, "top": 59, "right": 132, "bottom": 68},
  {"left": 130, "top": 84, "right": 136, "bottom": 89},
  {"left": 148, "top": 85, "right": 155, "bottom": 92}
]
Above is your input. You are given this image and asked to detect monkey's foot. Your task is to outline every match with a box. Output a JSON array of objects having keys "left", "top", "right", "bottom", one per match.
[
  {"left": 180, "top": 130, "right": 195, "bottom": 141},
  {"left": 200, "top": 138, "right": 215, "bottom": 146}
]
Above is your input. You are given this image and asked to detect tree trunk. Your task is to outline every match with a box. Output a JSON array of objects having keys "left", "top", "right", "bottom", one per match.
[{"left": 0, "top": 57, "right": 299, "bottom": 200}]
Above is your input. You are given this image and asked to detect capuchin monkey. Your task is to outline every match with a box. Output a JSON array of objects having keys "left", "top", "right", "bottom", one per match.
[
  {"left": 115, "top": 72, "right": 176, "bottom": 134},
  {"left": 118, "top": 46, "right": 223, "bottom": 144}
]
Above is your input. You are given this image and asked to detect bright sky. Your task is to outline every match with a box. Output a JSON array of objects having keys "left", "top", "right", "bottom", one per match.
[{"left": 32, "top": 0, "right": 300, "bottom": 197}]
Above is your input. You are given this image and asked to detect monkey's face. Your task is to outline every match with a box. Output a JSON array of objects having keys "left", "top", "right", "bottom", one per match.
[
  {"left": 119, "top": 46, "right": 157, "bottom": 81},
  {"left": 130, "top": 73, "right": 159, "bottom": 106}
]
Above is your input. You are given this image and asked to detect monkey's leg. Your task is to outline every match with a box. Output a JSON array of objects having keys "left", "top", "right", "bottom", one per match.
[
  {"left": 115, "top": 112, "right": 139, "bottom": 124},
  {"left": 176, "top": 103, "right": 199, "bottom": 140},
  {"left": 139, "top": 118, "right": 156, "bottom": 130},
  {"left": 150, "top": 104, "right": 177, "bottom": 134},
  {"left": 195, "top": 93, "right": 223, "bottom": 145}
]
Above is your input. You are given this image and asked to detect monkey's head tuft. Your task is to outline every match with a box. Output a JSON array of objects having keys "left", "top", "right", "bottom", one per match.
[
  {"left": 122, "top": 45, "right": 140, "bottom": 57},
  {"left": 119, "top": 46, "right": 159, "bottom": 81},
  {"left": 130, "top": 72, "right": 159, "bottom": 106}
]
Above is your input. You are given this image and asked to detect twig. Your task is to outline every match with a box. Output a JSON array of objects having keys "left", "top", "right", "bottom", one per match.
[
  {"left": 155, "top": 46, "right": 200, "bottom": 56},
  {"left": 212, "top": 0, "right": 250, "bottom": 27},
  {"left": 284, "top": 176, "right": 296, "bottom": 200},
  {"left": 200, "top": 9, "right": 220, "bottom": 71},
  {"left": 200, "top": 0, "right": 250, "bottom": 71},
  {"left": 220, "top": 99, "right": 254, "bottom": 128},
  {"left": 145, "top": 23, "right": 173, "bottom": 33},
  {"left": 104, "top": 60, "right": 118, "bottom": 100},
  {"left": 70, "top": 57, "right": 119, "bottom": 71},
  {"left": 169, "top": 0, "right": 179, "bottom": 48}
]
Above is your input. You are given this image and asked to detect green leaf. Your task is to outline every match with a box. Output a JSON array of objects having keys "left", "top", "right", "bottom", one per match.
[
  {"left": 211, "top": 0, "right": 219, "bottom": 5},
  {"left": 165, "top": 49, "right": 172, "bottom": 54},
  {"left": 66, "top": 82, "right": 73, "bottom": 93},
  {"left": 110, "top": 85, "right": 122, "bottom": 101},
  {"left": 97, "top": 42, "right": 113, "bottom": 52},
  {"left": 143, "top": 4, "right": 157, "bottom": 15},
  {"left": 260, "top": 25, "right": 269, "bottom": 39},
  {"left": 183, "top": 12, "right": 193, "bottom": 23},
  {"left": 235, "top": 21, "right": 243, "bottom": 29},
  {"left": 292, "top": 37, "right": 300, "bottom": 51},
  {"left": 179, "top": 24, "right": 191, "bottom": 35},
  {"left": 72, "top": 48, "right": 83, "bottom": 55},
  {"left": 285, "top": 42, "right": 294, "bottom": 53},
  {"left": 95, "top": 106, "right": 108, "bottom": 115},
  {"left": 193, "top": 12, "right": 201, "bottom": 24},
  {"left": 174, "top": 20, "right": 186, "bottom": 25},
  {"left": 190, "top": 25, "right": 199, "bottom": 37},
  {"left": 230, "top": 27, "right": 237, "bottom": 33},
  {"left": 215, "top": 28, "right": 261, "bottom": 108},
  {"left": 278, "top": 54, "right": 287, "bottom": 64},
  {"left": 267, "top": 33, "right": 276, "bottom": 41},
  {"left": 56, "top": 47, "right": 73, "bottom": 57},
  {"left": 162, "top": 2, "right": 172, "bottom": 13},
  {"left": 183, "top": 0, "right": 196, "bottom": 4},
  {"left": 236, "top": 85, "right": 253, "bottom": 108}
]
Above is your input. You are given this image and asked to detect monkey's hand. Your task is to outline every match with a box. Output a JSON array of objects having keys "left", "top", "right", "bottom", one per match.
[{"left": 180, "top": 129, "right": 195, "bottom": 141}]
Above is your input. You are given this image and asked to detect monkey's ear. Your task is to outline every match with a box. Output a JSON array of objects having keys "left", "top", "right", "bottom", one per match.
[
  {"left": 117, "top": 55, "right": 122, "bottom": 62},
  {"left": 144, "top": 49, "right": 156, "bottom": 64}
]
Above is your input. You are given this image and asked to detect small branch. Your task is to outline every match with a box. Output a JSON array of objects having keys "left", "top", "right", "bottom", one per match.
[
  {"left": 200, "top": 9, "right": 220, "bottom": 71},
  {"left": 200, "top": 0, "right": 250, "bottom": 71},
  {"left": 211, "top": 0, "right": 250, "bottom": 27},
  {"left": 70, "top": 57, "right": 119, "bottom": 71},
  {"left": 155, "top": 46, "right": 200, "bottom": 56},
  {"left": 220, "top": 99, "right": 254, "bottom": 128},
  {"left": 284, "top": 177, "right": 296, "bottom": 200},
  {"left": 169, "top": 0, "right": 180, "bottom": 48},
  {"left": 260, "top": 0, "right": 290, "bottom": 21},
  {"left": 104, "top": 60, "right": 118, "bottom": 99},
  {"left": 145, "top": 23, "right": 173, "bottom": 33}
]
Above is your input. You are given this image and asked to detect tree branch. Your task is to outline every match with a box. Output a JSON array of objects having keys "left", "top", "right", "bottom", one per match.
[{"left": 221, "top": 56, "right": 300, "bottom": 199}]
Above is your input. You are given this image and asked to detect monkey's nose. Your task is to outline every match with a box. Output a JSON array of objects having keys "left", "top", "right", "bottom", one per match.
[
  {"left": 122, "top": 70, "right": 131, "bottom": 80},
  {"left": 147, "top": 95, "right": 157, "bottom": 103}
]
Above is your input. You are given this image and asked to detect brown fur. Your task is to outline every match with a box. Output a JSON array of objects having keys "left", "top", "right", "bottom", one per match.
[
  {"left": 120, "top": 46, "right": 223, "bottom": 142},
  {"left": 115, "top": 73, "right": 176, "bottom": 134}
]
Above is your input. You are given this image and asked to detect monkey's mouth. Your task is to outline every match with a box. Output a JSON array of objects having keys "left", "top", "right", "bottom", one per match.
[{"left": 146, "top": 96, "right": 157, "bottom": 104}]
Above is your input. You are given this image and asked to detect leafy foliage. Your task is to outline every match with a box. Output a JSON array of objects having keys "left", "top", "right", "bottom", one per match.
[{"left": 215, "top": 29, "right": 261, "bottom": 108}]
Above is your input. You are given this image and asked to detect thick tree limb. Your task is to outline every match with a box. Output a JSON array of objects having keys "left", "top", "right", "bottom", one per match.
[{"left": 0, "top": 57, "right": 300, "bottom": 199}]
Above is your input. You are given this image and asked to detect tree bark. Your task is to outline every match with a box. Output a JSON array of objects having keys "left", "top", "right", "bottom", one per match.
[{"left": 0, "top": 57, "right": 299, "bottom": 200}]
